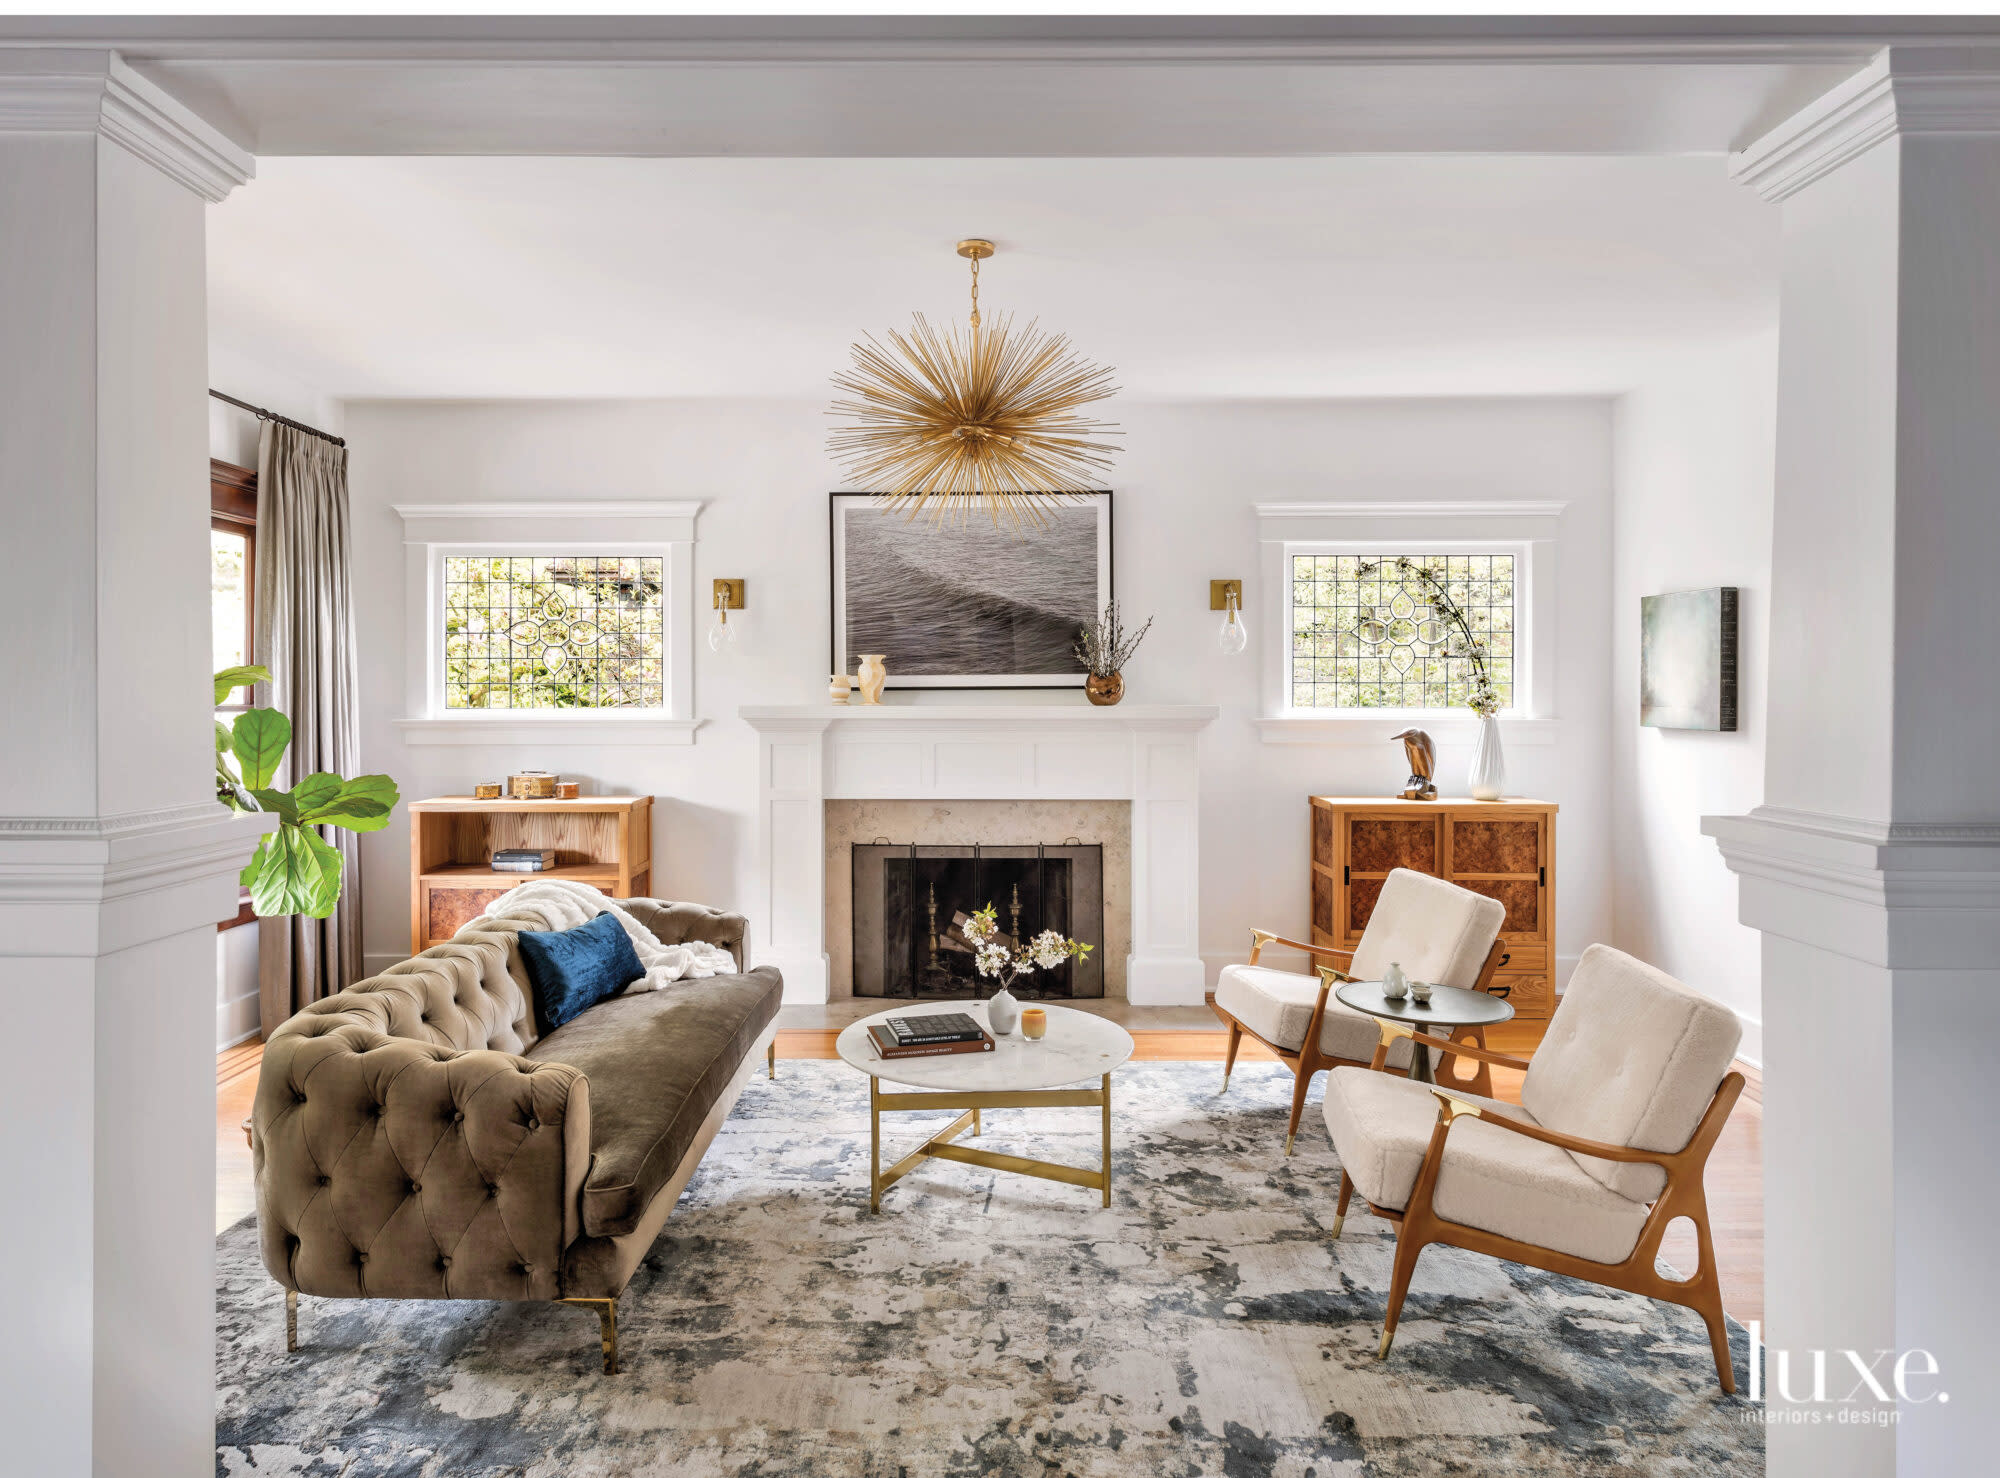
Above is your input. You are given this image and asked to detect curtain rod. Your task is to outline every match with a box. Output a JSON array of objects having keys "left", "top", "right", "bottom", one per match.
[{"left": 208, "top": 389, "right": 347, "bottom": 449}]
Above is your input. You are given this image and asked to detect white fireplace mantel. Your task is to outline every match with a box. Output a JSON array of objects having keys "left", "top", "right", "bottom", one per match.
[{"left": 741, "top": 703, "right": 1219, "bottom": 1006}]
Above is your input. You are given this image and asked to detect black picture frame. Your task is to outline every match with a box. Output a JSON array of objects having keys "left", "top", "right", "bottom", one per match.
[{"left": 828, "top": 491, "right": 1115, "bottom": 691}]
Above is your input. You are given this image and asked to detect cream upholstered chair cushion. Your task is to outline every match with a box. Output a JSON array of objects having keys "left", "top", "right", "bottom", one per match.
[
  {"left": 1522, "top": 943, "right": 1742, "bottom": 1203},
  {"left": 1214, "top": 869, "right": 1504, "bottom": 1065},
  {"left": 1322, "top": 1066, "right": 1649, "bottom": 1265},
  {"left": 1347, "top": 868, "right": 1506, "bottom": 987},
  {"left": 1213, "top": 964, "right": 1416, "bottom": 1068}
]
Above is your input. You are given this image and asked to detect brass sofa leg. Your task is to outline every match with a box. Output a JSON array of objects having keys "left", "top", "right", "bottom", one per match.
[
  {"left": 767, "top": 1040, "right": 776, "bottom": 1079},
  {"left": 285, "top": 1289, "right": 298, "bottom": 1353},
  {"left": 561, "top": 1297, "right": 619, "bottom": 1374}
]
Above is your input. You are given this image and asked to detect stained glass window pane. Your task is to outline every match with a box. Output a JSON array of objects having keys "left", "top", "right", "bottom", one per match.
[
  {"left": 1287, "top": 552, "right": 1514, "bottom": 712},
  {"left": 443, "top": 555, "right": 665, "bottom": 710}
]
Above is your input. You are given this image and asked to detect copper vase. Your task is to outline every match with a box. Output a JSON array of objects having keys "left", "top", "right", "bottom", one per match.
[{"left": 1085, "top": 672, "right": 1124, "bottom": 706}]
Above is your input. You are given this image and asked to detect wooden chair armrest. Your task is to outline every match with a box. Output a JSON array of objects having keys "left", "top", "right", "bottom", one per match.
[
  {"left": 1247, "top": 928, "right": 1355, "bottom": 969},
  {"left": 1426, "top": 1089, "right": 1678, "bottom": 1168},
  {"left": 1366, "top": 1019, "right": 1533, "bottom": 1071}
]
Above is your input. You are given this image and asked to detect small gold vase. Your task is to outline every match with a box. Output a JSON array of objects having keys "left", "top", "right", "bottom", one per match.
[{"left": 1085, "top": 671, "right": 1124, "bottom": 706}]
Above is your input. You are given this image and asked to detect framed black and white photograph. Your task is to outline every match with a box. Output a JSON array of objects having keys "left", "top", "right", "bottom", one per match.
[{"left": 829, "top": 492, "right": 1113, "bottom": 690}]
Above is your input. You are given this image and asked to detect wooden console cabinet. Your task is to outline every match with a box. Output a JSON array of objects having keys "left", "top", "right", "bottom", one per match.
[
  {"left": 1310, "top": 795, "right": 1558, "bottom": 1019},
  {"left": 408, "top": 795, "right": 653, "bottom": 954}
]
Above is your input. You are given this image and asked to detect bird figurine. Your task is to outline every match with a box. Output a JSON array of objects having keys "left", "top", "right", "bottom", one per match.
[{"left": 1392, "top": 728, "right": 1438, "bottom": 801}]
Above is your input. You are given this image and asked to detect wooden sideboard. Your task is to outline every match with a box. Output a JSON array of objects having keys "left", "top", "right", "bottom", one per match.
[
  {"left": 1309, "top": 795, "right": 1558, "bottom": 1019},
  {"left": 408, "top": 795, "right": 653, "bottom": 954}
]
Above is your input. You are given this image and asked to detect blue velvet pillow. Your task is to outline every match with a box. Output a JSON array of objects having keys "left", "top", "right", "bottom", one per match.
[{"left": 518, "top": 911, "right": 646, "bottom": 1035}]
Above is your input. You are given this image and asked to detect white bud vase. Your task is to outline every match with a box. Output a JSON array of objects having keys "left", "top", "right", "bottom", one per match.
[
  {"left": 986, "top": 983, "right": 1021, "bottom": 1036},
  {"left": 1469, "top": 713, "right": 1507, "bottom": 801}
]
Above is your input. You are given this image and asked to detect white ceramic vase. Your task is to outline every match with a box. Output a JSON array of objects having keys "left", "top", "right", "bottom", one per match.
[
  {"left": 986, "top": 983, "right": 1021, "bottom": 1036},
  {"left": 1469, "top": 713, "right": 1507, "bottom": 801}
]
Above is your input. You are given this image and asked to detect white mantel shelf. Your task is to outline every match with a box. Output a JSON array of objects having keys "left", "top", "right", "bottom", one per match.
[{"left": 740, "top": 701, "right": 1219, "bottom": 1007}]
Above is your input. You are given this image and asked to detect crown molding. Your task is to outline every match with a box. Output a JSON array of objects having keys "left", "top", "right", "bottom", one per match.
[
  {"left": 0, "top": 51, "right": 251, "bottom": 201},
  {"left": 1731, "top": 48, "right": 2000, "bottom": 201},
  {"left": 393, "top": 501, "right": 703, "bottom": 523}
]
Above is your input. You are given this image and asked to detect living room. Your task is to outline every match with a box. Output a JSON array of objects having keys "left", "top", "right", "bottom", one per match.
[{"left": 6, "top": 15, "right": 1996, "bottom": 1478}]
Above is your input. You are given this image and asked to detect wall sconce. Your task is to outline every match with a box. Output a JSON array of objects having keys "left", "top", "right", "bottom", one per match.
[
  {"left": 710, "top": 578, "right": 745, "bottom": 653},
  {"left": 1211, "top": 579, "right": 1247, "bottom": 656}
]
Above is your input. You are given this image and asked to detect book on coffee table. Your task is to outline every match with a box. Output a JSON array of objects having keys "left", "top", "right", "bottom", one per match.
[
  {"left": 868, "top": 1022, "right": 995, "bottom": 1059},
  {"left": 884, "top": 1011, "right": 985, "bottom": 1045}
]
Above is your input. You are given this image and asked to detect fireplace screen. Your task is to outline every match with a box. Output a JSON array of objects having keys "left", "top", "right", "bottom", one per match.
[{"left": 851, "top": 843, "right": 1105, "bottom": 999}]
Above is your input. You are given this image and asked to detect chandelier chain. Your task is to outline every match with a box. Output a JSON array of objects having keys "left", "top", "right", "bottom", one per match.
[{"left": 969, "top": 254, "right": 981, "bottom": 329}]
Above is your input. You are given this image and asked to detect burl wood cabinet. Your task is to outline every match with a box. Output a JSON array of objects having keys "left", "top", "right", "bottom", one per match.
[
  {"left": 1310, "top": 796, "right": 1558, "bottom": 1019},
  {"left": 408, "top": 795, "right": 653, "bottom": 954}
]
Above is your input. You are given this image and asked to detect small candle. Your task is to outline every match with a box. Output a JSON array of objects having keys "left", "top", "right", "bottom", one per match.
[{"left": 1020, "top": 1008, "right": 1047, "bottom": 1040}]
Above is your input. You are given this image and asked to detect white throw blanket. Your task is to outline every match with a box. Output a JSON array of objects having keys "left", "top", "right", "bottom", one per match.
[{"left": 478, "top": 878, "right": 736, "bottom": 992}]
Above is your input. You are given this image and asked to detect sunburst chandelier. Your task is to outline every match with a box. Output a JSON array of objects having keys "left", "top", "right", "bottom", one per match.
[{"left": 827, "top": 239, "right": 1120, "bottom": 528}]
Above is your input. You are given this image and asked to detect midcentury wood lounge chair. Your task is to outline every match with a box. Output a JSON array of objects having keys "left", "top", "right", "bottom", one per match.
[
  {"left": 1212, "top": 868, "right": 1506, "bottom": 1153},
  {"left": 1323, "top": 942, "right": 1746, "bottom": 1392}
]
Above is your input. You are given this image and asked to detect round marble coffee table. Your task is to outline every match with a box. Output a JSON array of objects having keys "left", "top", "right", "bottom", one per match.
[{"left": 835, "top": 1001, "right": 1135, "bottom": 1213}]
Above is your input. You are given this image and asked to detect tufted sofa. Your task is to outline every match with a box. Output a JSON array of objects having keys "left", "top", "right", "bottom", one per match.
[{"left": 251, "top": 898, "right": 782, "bottom": 1372}]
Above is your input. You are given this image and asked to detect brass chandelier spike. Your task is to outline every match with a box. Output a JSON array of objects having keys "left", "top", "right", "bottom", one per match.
[{"left": 827, "top": 239, "right": 1121, "bottom": 529}]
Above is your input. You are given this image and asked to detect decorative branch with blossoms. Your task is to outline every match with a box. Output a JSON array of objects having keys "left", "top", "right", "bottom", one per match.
[
  {"left": 1355, "top": 557, "right": 1503, "bottom": 717},
  {"left": 962, "top": 903, "right": 1093, "bottom": 992}
]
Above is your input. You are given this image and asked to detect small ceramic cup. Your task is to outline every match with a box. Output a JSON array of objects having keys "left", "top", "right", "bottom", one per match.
[
  {"left": 1020, "top": 1008, "right": 1048, "bottom": 1041},
  {"left": 1410, "top": 980, "right": 1434, "bottom": 1005}
]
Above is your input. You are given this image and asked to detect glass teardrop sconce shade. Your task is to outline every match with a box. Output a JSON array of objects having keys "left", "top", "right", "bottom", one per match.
[
  {"left": 1218, "top": 589, "right": 1248, "bottom": 657},
  {"left": 708, "top": 606, "right": 737, "bottom": 653}
]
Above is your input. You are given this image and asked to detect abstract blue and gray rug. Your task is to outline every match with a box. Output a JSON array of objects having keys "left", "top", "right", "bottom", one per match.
[{"left": 217, "top": 1060, "right": 1761, "bottom": 1475}]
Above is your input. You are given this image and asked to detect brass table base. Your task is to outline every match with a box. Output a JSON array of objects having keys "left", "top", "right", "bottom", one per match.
[{"left": 869, "top": 1072, "right": 1113, "bottom": 1212}]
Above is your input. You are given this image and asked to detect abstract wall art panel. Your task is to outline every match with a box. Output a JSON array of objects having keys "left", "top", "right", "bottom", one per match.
[{"left": 1640, "top": 586, "right": 1738, "bottom": 731}]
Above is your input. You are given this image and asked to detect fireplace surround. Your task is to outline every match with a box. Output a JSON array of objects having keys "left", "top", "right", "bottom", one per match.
[{"left": 741, "top": 704, "right": 1218, "bottom": 1005}]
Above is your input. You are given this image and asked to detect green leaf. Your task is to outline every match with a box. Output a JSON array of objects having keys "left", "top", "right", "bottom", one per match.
[
  {"left": 231, "top": 707, "right": 291, "bottom": 790},
  {"left": 294, "top": 773, "right": 399, "bottom": 832},
  {"left": 215, "top": 719, "right": 236, "bottom": 755},
  {"left": 250, "top": 787, "right": 300, "bottom": 825},
  {"left": 243, "top": 826, "right": 344, "bottom": 919},
  {"left": 214, "top": 664, "right": 270, "bottom": 705}
]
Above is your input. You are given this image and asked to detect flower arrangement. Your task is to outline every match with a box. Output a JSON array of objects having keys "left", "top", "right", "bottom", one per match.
[
  {"left": 963, "top": 903, "right": 1093, "bottom": 991},
  {"left": 1355, "top": 558, "right": 1503, "bottom": 717},
  {"left": 1073, "top": 600, "right": 1153, "bottom": 680}
]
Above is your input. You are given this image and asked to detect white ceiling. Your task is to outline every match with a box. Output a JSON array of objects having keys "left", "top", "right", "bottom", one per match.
[{"left": 207, "top": 154, "right": 1780, "bottom": 403}]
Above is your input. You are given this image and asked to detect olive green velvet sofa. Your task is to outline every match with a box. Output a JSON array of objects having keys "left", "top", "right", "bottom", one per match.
[{"left": 250, "top": 898, "right": 782, "bottom": 1372}]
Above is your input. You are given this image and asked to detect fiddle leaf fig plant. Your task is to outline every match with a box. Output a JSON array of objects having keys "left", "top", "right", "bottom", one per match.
[{"left": 215, "top": 665, "right": 400, "bottom": 919}]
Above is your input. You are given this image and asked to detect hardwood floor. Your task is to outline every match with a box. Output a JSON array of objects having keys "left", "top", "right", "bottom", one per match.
[{"left": 216, "top": 1012, "right": 1764, "bottom": 1321}]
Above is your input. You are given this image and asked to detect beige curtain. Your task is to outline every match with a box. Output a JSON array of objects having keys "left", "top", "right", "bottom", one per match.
[{"left": 255, "top": 421, "right": 364, "bottom": 1032}]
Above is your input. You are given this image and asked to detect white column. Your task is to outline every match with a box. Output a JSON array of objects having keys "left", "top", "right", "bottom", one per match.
[
  {"left": 1126, "top": 717, "right": 1207, "bottom": 1005},
  {"left": 0, "top": 50, "right": 259, "bottom": 1478},
  {"left": 1712, "top": 46, "right": 2000, "bottom": 1477},
  {"left": 749, "top": 713, "right": 834, "bottom": 1003}
]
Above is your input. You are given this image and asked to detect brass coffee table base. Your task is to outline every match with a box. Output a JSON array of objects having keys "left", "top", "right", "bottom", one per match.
[{"left": 869, "top": 1073, "right": 1113, "bottom": 1212}]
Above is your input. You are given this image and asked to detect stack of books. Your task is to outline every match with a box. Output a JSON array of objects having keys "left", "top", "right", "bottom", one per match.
[
  {"left": 491, "top": 848, "right": 557, "bottom": 874},
  {"left": 867, "top": 1011, "right": 995, "bottom": 1059}
]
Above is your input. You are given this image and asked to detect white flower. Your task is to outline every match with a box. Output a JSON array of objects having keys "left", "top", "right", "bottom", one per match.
[
  {"left": 1030, "top": 930, "right": 1072, "bottom": 969},
  {"left": 975, "top": 942, "right": 1010, "bottom": 978}
]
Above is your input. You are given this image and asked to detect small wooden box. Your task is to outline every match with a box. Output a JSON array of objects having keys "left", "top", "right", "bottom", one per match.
[{"left": 408, "top": 794, "right": 653, "bottom": 954}]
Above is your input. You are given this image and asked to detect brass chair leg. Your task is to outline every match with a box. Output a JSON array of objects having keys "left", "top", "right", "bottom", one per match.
[
  {"left": 561, "top": 1298, "right": 619, "bottom": 1374},
  {"left": 285, "top": 1289, "right": 298, "bottom": 1353}
]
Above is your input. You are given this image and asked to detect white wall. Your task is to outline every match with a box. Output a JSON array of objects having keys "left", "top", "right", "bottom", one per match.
[
  {"left": 1609, "top": 334, "right": 1777, "bottom": 1062},
  {"left": 206, "top": 340, "right": 346, "bottom": 1046},
  {"left": 343, "top": 395, "right": 1615, "bottom": 983}
]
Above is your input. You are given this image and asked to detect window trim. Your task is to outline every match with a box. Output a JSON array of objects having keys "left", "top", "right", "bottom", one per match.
[
  {"left": 1252, "top": 501, "right": 1565, "bottom": 746},
  {"left": 393, "top": 502, "right": 703, "bottom": 745},
  {"left": 210, "top": 458, "right": 258, "bottom": 712}
]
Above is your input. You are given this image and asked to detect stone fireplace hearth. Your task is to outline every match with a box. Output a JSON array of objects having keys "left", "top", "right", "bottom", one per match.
[
  {"left": 741, "top": 704, "right": 1217, "bottom": 1005},
  {"left": 828, "top": 799, "right": 1130, "bottom": 999}
]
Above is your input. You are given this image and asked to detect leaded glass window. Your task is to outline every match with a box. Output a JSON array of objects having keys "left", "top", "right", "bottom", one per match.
[
  {"left": 443, "top": 556, "right": 664, "bottom": 710},
  {"left": 1288, "top": 552, "right": 1515, "bottom": 711}
]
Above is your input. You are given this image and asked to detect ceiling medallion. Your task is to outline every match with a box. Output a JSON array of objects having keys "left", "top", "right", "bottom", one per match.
[{"left": 827, "top": 238, "right": 1121, "bottom": 529}]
